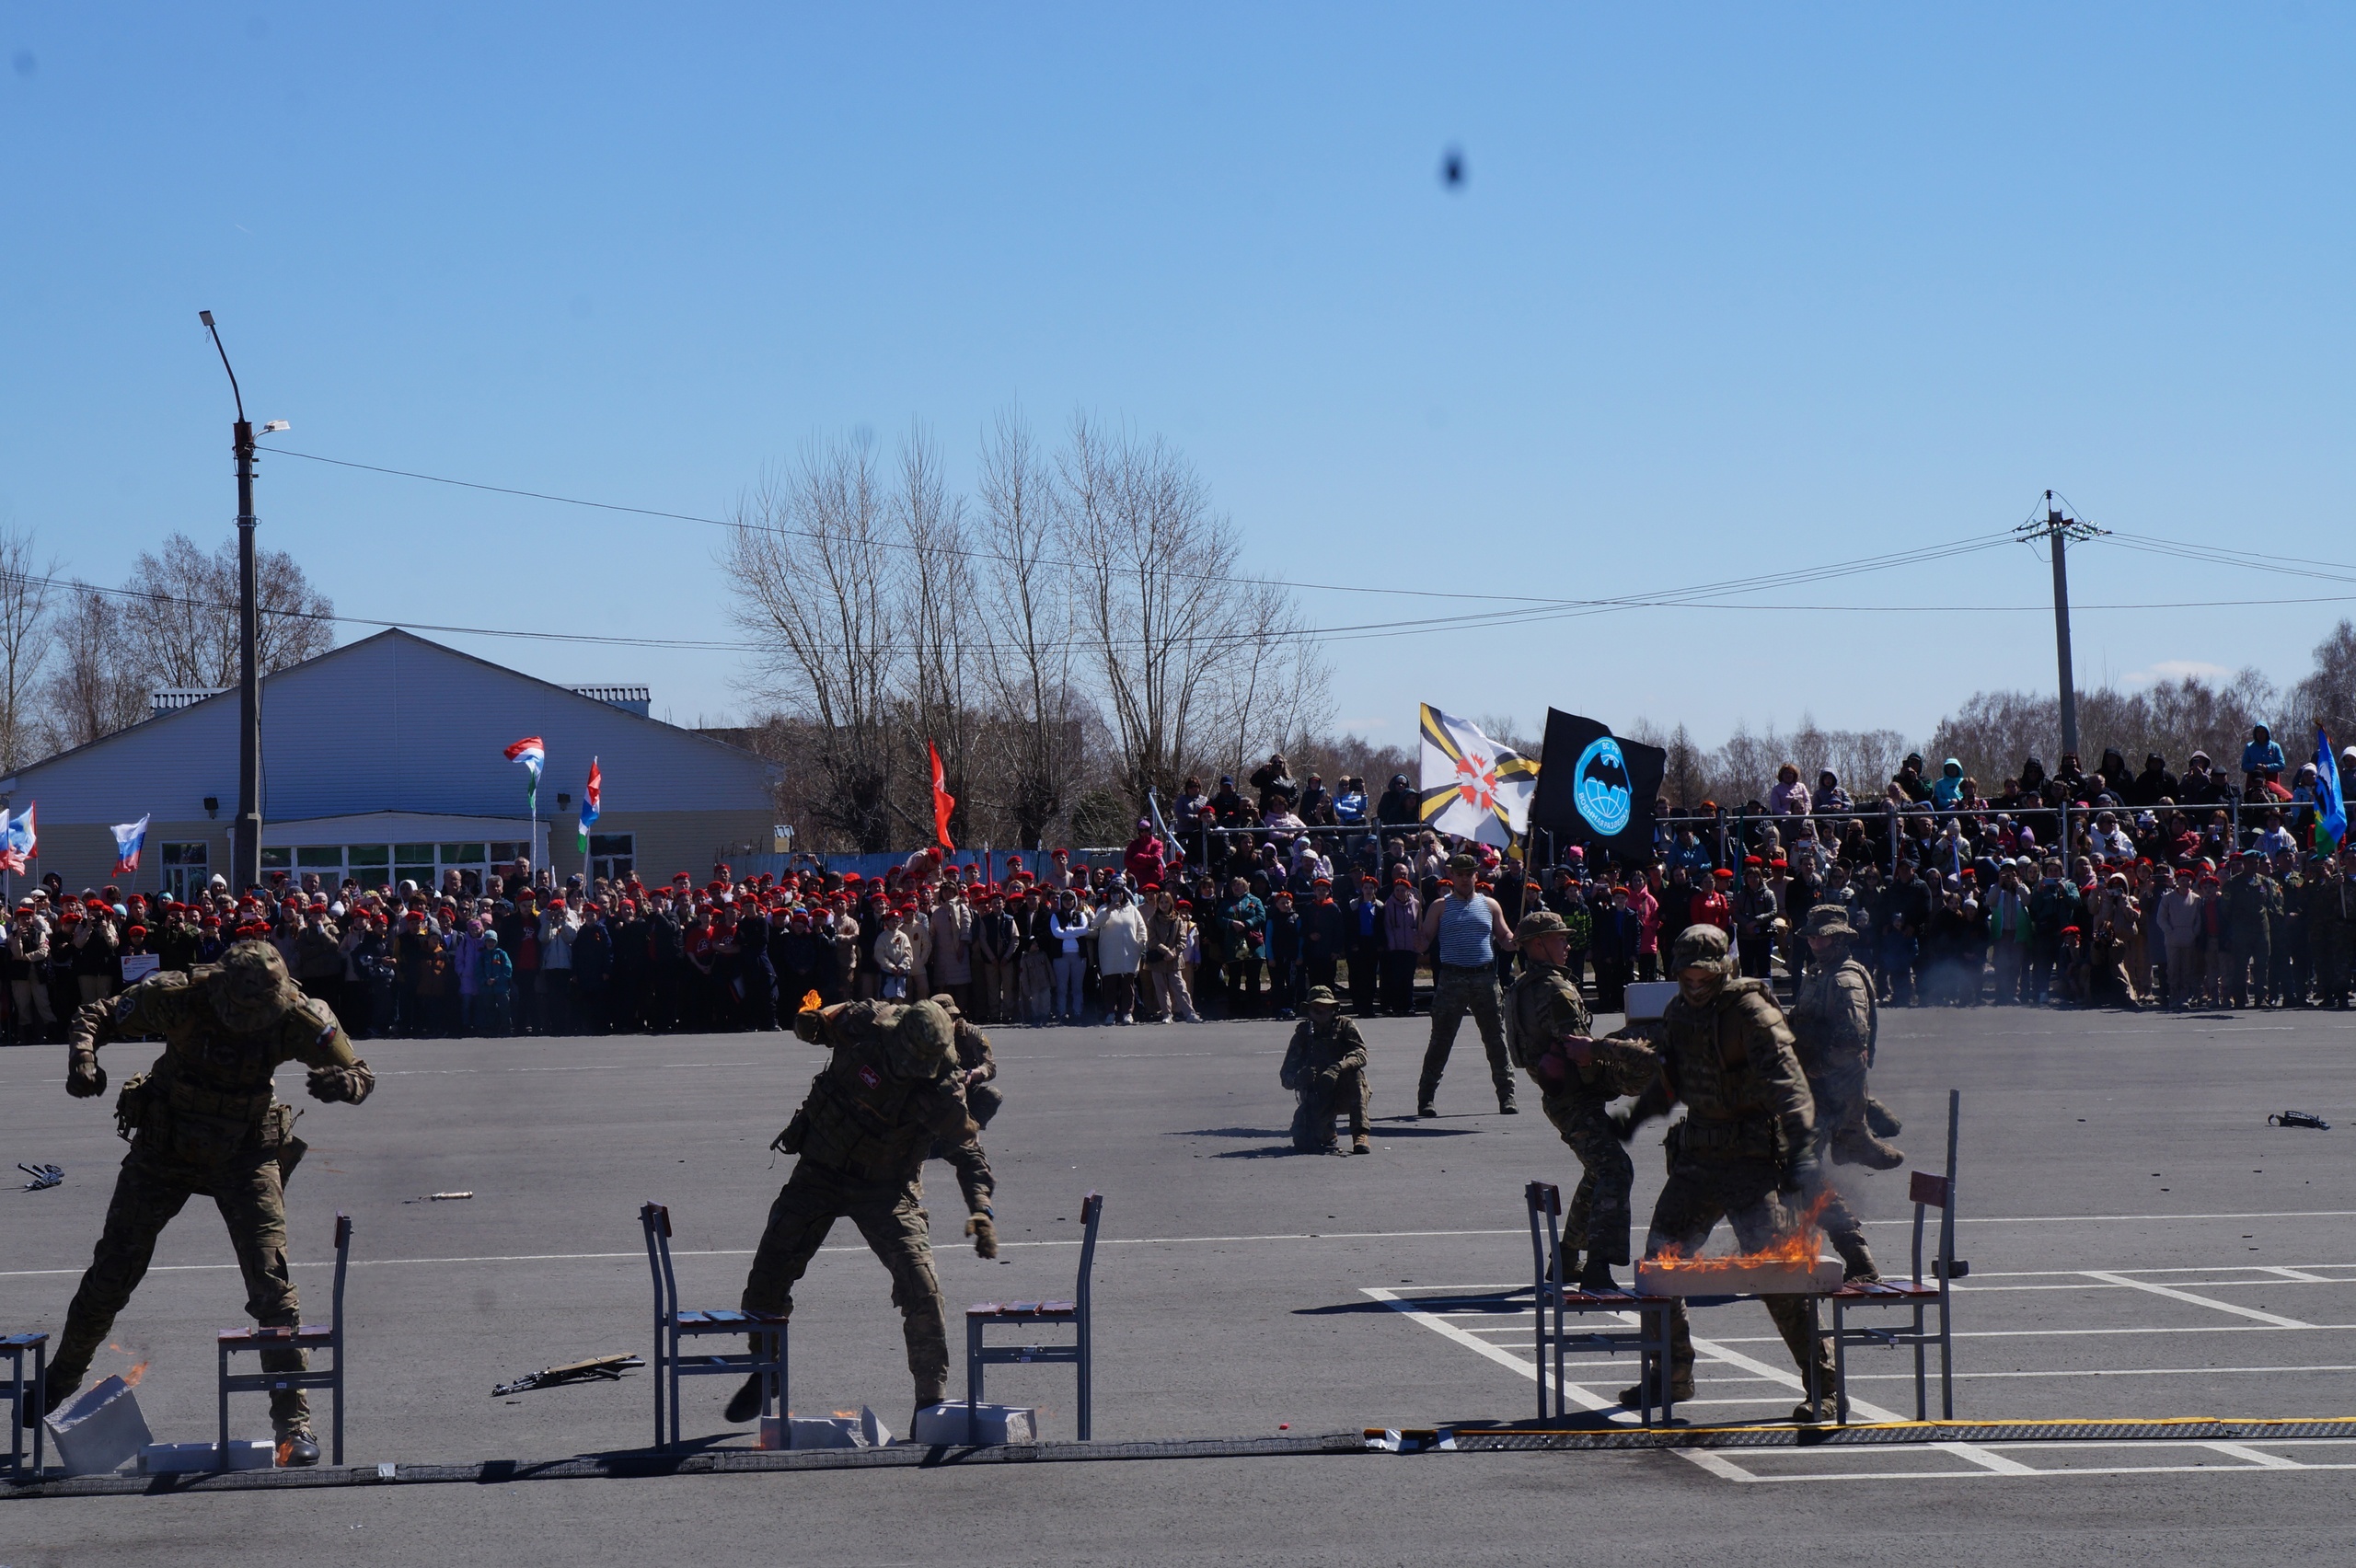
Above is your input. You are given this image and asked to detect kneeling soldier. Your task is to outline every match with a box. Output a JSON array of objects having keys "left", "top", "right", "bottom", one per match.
[{"left": 1281, "top": 986, "right": 1371, "bottom": 1153}]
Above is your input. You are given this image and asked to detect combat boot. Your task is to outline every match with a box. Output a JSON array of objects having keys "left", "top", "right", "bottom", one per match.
[
  {"left": 1620, "top": 1375, "right": 1693, "bottom": 1407},
  {"left": 724, "top": 1373, "right": 767, "bottom": 1424},
  {"left": 1831, "top": 1127, "right": 1905, "bottom": 1170},
  {"left": 1350, "top": 1133, "right": 1370, "bottom": 1155},
  {"left": 1832, "top": 1233, "right": 1882, "bottom": 1283},
  {"left": 25, "top": 1378, "right": 74, "bottom": 1427},
  {"left": 1790, "top": 1397, "right": 1833, "bottom": 1425},
  {"left": 1865, "top": 1098, "right": 1902, "bottom": 1138},
  {"left": 273, "top": 1418, "right": 321, "bottom": 1467},
  {"left": 1576, "top": 1256, "right": 1621, "bottom": 1293}
]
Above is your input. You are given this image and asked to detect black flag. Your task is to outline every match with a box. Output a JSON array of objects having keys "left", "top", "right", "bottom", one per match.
[{"left": 1529, "top": 709, "right": 1665, "bottom": 859}]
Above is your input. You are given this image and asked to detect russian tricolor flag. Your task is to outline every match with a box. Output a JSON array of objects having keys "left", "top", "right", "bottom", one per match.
[{"left": 111, "top": 813, "right": 151, "bottom": 876}]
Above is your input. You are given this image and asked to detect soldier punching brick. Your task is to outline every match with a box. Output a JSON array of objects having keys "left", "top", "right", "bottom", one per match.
[
  {"left": 33, "top": 941, "right": 375, "bottom": 1465},
  {"left": 925, "top": 995, "right": 1002, "bottom": 1247},
  {"left": 730, "top": 998, "right": 984, "bottom": 1424},
  {"left": 1619, "top": 925, "right": 1839, "bottom": 1424},
  {"left": 1506, "top": 910, "right": 1657, "bottom": 1290},
  {"left": 1415, "top": 853, "right": 1519, "bottom": 1117},
  {"left": 1280, "top": 986, "right": 1371, "bottom": 1153}
]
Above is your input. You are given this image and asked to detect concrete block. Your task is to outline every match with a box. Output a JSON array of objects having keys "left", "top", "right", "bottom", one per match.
[
  {"left": 45, "top": 1375, "right": 153, "bottom": 1476},
  {"left": 1636, "top": 1256, "right": 1843, "bottom": 1296},
  {"left": 140, "top": 1440, "right": 275, "bottom": 1474},
  {"left": 911, "top": 1401, "right": 1039, "bottom": 1446},
  {"left": 768, "top": 1407, "right": 893, "bottom": 1449}
]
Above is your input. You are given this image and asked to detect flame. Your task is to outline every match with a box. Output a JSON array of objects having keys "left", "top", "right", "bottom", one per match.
[
  {"left": 800, "top": 990, "right": 822, "bottom": 1012},
  {"left": 109, "top": 1341, "right": 151, "bottom": 1389},
  {"left": 1649, "top": 1190, "right": 1834, "bottom": 1272},
  {"left": 831, "top": 1409, "right": 860, "bottom": 1420},
  {"left": 276, "top": 1439, "right": 294, "bottom": 1467}
]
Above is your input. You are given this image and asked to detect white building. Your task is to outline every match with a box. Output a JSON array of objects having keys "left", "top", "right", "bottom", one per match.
[{"left": 0, "top": 629, "right": 781, "bottom": 898}]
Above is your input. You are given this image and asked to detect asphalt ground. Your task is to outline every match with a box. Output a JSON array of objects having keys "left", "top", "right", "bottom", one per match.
[{"left": 7, "top": 997, "right": 2356, "bottom": 1564}]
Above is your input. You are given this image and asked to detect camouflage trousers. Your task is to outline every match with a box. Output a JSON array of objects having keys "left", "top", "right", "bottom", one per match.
[
  {"left": 2314, "top": 925, "right": 2355, "bottom": 1003},
  {"left": 1418, "top": 963, "right": 1514, "bottom": 1108},
  {"left": 740, "top": 1159, "right": 951, "bottom": 1404},
  {"left": 930, "top": 1083, "right": 1002, "bottom": 1214},
  {"left": 1541, "top": 1096, "right": 1633, "bottom": 1265},
  {"left": 2226, "top": 940, "right": 2271, "bottom": 1007},
  {"left": 1646, "top": 1158, "right": 1836, "bottom": 1395},
  {"left": 1290, "top": 1066, "right": 1371, "bottom": 1150},
  {"left": 54, "top": 1147, "right": 310, "bottom": 1422}
]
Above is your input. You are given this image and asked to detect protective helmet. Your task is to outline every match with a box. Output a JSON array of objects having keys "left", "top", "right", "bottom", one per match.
[
  {"left": 895, "top": 999, "right": 953, "bottom": 1068},
  {"left": 1303, "top": 985, "right": 1340, "bottom": 1009},
  {"left": 929, "top": 993, "right": 963, "bottom": 1018},
  {"left": 792, "top": 1006, "right": 831, "bottom": 1044},
  {"left": 1515, "top": 909, "right": 1569, "bottom": 945},
  {"left": 213, "top": 940, "right": 301, "bottom": 1032},
  {"left": 1669, "top": 924, "right": 1733, "bottom": 975},
  {"left": 1800, "top": 904, "right": 1858, "bottom": 940}
]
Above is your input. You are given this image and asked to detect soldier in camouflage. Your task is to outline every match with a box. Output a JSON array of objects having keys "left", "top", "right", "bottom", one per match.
[
  {"left": 728, "top": 997, "right": 983, "bottom": 1424},
  {"left": 1506, "top": 909, "right": 1656, "bottom": 1289},
  {"left": 1619, "top": 924, "right": 1839, "bottom": 1424},
  {"left": 1787, "top": 905, "right": 1903, "bottom": 1282},
  {"left": 31, "top": 941, "right": 374, "bottom": 1464},
  {"left": 927, "top": 994, "right": 1002, "bottom": 1231},
  {"left": 1280, "top": 985, "right": 1371, "bottom": 1153}
]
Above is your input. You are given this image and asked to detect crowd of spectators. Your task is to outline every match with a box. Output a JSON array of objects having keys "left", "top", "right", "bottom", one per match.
[{"left": 6, "top": 729, "right": 2344, "bottom": 1043}]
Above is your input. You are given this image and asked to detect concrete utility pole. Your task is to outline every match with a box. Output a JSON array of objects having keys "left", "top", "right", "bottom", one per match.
[
  {"left": 199, "top": 312, "right": 285, "bottom": 893},
  {"left": 2016, "top": 491, "right": 2106, "bottom": 760}
]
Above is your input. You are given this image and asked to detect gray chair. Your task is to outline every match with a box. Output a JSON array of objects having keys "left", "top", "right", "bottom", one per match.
[
  {"left": 1830, "top": 1089, "right": 1964, "bottom": 1422},
  {"left": 966, "top": 1192, "right": 1102, "bottom": 1440},
  {"left": 1525, "top": 1182, "right": 1676, "bottom": 1425},
  {"left": 3, "top": 1331, "right": 45, "bottom": 1477},
  {"left": 218, "top": 1212, "right": 349, "bottom": 1467},
  {"left": 640, "top": 1201, "right": 788, "bottom": 1449}
]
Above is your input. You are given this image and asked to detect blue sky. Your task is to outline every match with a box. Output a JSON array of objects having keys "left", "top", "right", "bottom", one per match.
[{"left": 4, "top": 5, "right": 2351, "bottom": 747}]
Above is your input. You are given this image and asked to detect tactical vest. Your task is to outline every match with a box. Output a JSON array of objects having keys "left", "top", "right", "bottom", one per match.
[
  {"left": 791, "top": 1015, "right": 954, "bottom": 1182},
  {"left": 1659, "top": 979, "right": 1783, "bottom": 1160}
]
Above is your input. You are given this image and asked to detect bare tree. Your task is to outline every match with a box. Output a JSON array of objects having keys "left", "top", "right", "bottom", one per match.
[
  {"left": 117, "top": 532, "right": 335, "bottom": 692},
  {"left": 1060, "top": 415, "right": 1316, "bottom": 814},
  {"left": 37, "top": 584, "right": 148, "bottom": 754},
  {"left": 725, "top": 438, "right": 901, "bottom": 852},
  {"left": 895, "top": 427, "right": 976, "bottom": 847},
  {"left": 974, "top": 409, "right": 1085, "bottom": 847},
  {"left": 0, "top": 524, "right": 60, "bottom": 771}
]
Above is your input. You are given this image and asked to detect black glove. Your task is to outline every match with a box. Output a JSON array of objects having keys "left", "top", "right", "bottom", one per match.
[
  {"left": 66, "top": 1059, "right": 107, "bottom": 1099},
  {"left": 1781, "top": 1151, "right": 1821, "bottom": 1195}
]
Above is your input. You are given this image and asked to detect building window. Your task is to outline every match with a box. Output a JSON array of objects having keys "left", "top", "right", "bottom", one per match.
[
  {"left": 295, "top": 846, "right": 342, "bottom": 870},
  {"left": 589, "top": 832, "right": 634, "bottom": 883},
  {"left": 160, "top": 841, "right": 209, "bottom": 902},
  {"left": 260, "top": 847, "right": 293, "bottom": 870}
]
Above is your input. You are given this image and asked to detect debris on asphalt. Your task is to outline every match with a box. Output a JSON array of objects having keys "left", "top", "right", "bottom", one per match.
[
  {"left": 403, "top": 1191, "right": 476, "bottom": 1203},
  {"left": 18, "top": 1162, "right": 63, "bottom": 1191},
  {"left": 2268, "top": 1111, "right": 2332, "bottom": 1130},
  {"left": 491, "top": 1354, "right": 644, "bottom": 1397}
]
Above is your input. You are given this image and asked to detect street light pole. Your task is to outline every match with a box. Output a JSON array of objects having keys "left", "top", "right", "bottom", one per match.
[
  {"left": 2016, "top": 490, "right": 2106, "bottom": 762},
  {"left": 200, "top": 311, "right": 263, "bottom": 893}
]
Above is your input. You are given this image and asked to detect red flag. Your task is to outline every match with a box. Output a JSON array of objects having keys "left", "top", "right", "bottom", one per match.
[{"left": 929, "top": 740, "right": 956, "bottom": 850}]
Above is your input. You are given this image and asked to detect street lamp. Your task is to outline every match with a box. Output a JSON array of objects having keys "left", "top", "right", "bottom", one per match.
[{"left": 197, "top": 310, "right": 283, "bottom": 893}]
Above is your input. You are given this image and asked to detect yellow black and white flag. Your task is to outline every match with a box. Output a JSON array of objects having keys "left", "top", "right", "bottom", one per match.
[{"left": 1417, "top": 704, "right": 1539, "bottom": 847}]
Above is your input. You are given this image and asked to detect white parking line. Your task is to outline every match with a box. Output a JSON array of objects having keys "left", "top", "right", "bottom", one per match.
[{"left": 2080, "top": 1270, "right": 2313, "bottom": 1329}]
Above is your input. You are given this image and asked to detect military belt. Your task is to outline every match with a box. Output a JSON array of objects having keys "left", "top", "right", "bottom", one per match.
[{"left": 167, "top": 1078, "right": 276, "bottom": 1121}]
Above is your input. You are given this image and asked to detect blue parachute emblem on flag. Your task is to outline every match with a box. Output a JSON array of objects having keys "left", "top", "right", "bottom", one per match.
[{"left": 1573, "top": 736, "right": 1633, "bottom": 836}]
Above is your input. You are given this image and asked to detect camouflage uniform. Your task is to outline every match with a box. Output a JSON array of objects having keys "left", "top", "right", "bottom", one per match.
[
  {"left": 46, "top": 942, "right": 373, "bottom": 1442},
  {"left": 1506, "top": 919, "right": 1654, "bottom": 1269},
  {"left": 926, "top": 1000, "right": 1001, "bottom": 1220},
  {"left": 1786, "top": 907, "right": 1902, "bottom": 1280},
  {"left": 1280, "top": 997, "right": 1370, "bottom": 1151},
  {"left": 745, "top": 999, "right": 976, "bottom": 1406},
  {"left": 1637, "top": 927, "right": 1834, "bottom": 1409},
  {"left": 2310, "top": 865, "right": 2356, "bottom": 1008},
  {"left": 2223, "top": 867, "right": 2281, "bottom": 1008}
]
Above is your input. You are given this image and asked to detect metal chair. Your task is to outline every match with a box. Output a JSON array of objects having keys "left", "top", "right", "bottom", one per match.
[
  {"left": 1830, "top": 1089, "right": 1964, "bottom": 1423},
  {"left": 218, "top": 1212, "right": 349, "bottom": 1467},
  {"left": 1525, "top": 1182, "right": 1677, "bottom": 1426},
  {"left": 3, "top": 1332, "right": 45, "bottom": 1477},
  {"left": 966, "top": 1192, "right": 1102, "bottom": 1441},
  {"left": 639, "top": 1201, "right": 788, "bottom": 1449}
]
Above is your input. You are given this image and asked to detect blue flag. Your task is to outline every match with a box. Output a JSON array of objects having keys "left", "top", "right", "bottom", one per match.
[{"left": 2316, "top": 727, "right": 2346, "bottom": 852}]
